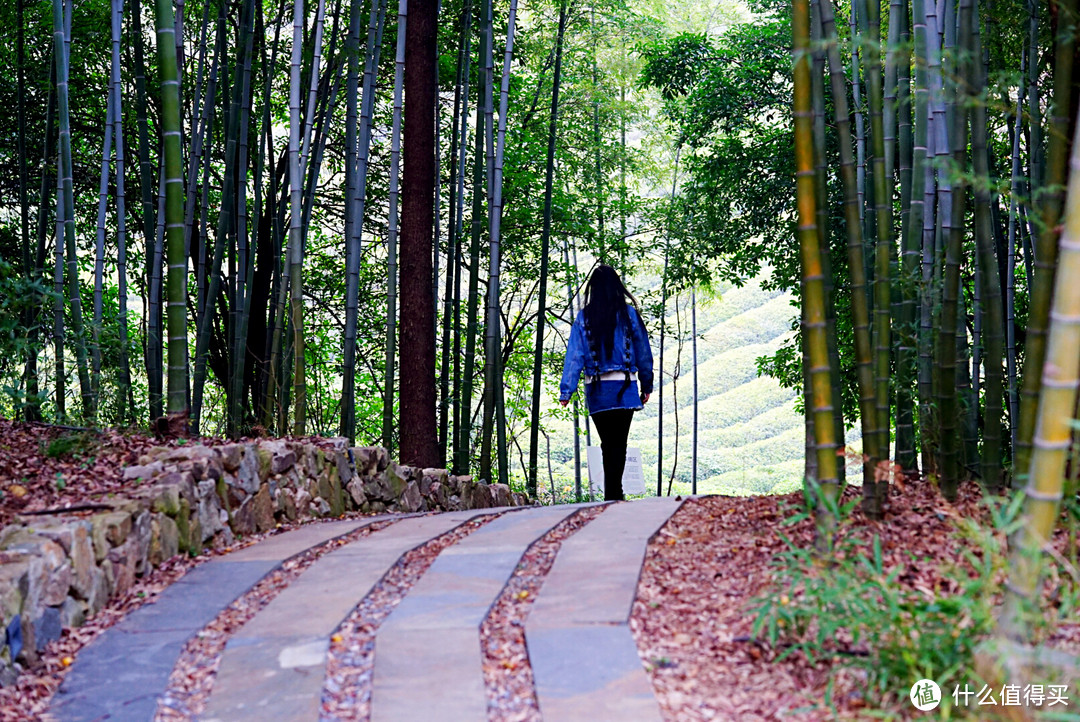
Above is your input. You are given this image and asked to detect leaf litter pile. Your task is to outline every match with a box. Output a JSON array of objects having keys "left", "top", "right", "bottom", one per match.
[
  {"left": 632, "top": 482, "right": 1080, "bottom": 721},
  {"left": 479, "top": 503, "right": 608, "bottom": 722}
]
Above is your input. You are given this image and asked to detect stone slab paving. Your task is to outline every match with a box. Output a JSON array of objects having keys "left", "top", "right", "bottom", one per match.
[
  {"left": 201, "top": 508, "right": 509, "bottom": 722},
  {"left": 47, "top": 516, "right": 387, "bottom": 722},
  {"left": 525, "top": 497, "right": 684, "bottom": 721},
  {"left": 370, "top": 504, "right": 585, "bottom": 722}
]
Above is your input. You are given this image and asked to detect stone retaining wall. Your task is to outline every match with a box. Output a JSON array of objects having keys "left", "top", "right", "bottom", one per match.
[{"left": 0, "top": 439, "right": 528, "bottom": 685}]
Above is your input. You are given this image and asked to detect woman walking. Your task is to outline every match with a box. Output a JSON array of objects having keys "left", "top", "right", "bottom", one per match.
[{"left": 559, "top": 265, "right": 654, "bottom": 501}]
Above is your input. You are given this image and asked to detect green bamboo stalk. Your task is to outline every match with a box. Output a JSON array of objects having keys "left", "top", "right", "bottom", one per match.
[
  {"left": 112, "top": 0, "right": 134, "bottom": 422},
  {"left": 228, "top": 0, "right": 259, "bottom": 437},
  {"left": 971, "top": 12, "right": 1004, "bottom": 491},
  {"left": 439, "top": 0, "right": 472, "bottom": 460},
  {"left": 450, "top": 1, "right": 474, "bottom": 472},
  {"left": 383, "top": 0, "right": 407, "bottom": 451},
  {"left": 54, "top": 0, "right": 94, "bottom": 421},
  {"left": 459, "top": 0, "right": 495, "bottom": 476},
  {"left": 482, "top": 0, "right": 517, "bottom": 487},
  {"left": 132, "top": 0, "right": 161, "bottom": 420},
  {"left": 1005, "top": 50, "right": 1026, "bottom": 460},
  {"left": 289, "top": 0, "right": 307, "bottom": 435},
  {"left": 27, "top": 59, "right": 56, "bottom": 423},
  {"left": 795, "top": 0, "right": 840, "bottom": 538},
  {"left": 865, "top": 0, "right": 894, "bottom": 506},
  {"left": 92, "top": 96, "right": 115, "bottom": 414},
  {"left": 479, "top": 0, "right": 497, "bottom": 483},
  {"left": 527, "top": 0, "right": 568, "bottom": 498},
  {"left": 934, "top": 0, "right": 973, "bottom": 500},
  {"left": 896, "top": 0, "right": 919, "bottom": 471},
  {"left": 1015, "top": 0, "right": 1076, "bottom": 483},
  {"left": 817, "top": 0, "right": 882, "bottom": 490},
  {"left": 1002, "top": 117, "right": 1080, "bottom": 640},
  {"left": 155, "top": 0, "right": 189, "bottom": 419},
  {"left": 341, "top": 0, "right": 387, "bottom": 441}
]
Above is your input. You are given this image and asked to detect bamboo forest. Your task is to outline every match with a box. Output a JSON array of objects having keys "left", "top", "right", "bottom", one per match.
[{"left": 1, "top": 0, "right": 1080, "bottom": 714}]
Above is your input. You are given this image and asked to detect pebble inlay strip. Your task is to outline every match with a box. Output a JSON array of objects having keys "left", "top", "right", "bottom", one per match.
[
  {"left": 480, "top": 503, "right": 609, "bottom": 722},
  {"left": 154, "top": 519, "right": 399, "bottom": 720},
  {"left": 319, "top": 513, "right": 501, "bottom": 721}
]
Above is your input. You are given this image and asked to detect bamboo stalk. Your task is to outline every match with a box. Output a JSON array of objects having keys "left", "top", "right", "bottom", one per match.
[
  {"left": 866, "top": 0, "right": 895, "bottom": 504},
  {"left": 289, "top": 0, "right": 307, "bottom": 435},
  {"left": 527, "top": 0, "right": 568, "bottom": 498},
  {"left": 483, "top": 0, "right": 518, "bottom": 487},
  {"left": 459, "top": 0, "right": 494, "bottom": 476},
  {"left": 155, "top": 0, "right": 190, "bottom": 419},
  {"left": 795, "top": 0, "right": 840, "bottom": 536},
  {"left": 934, "top": 0, "right": 973, "bottom": 500},
  {"left": 970, "top": 10, "right": 1004, "bottom": 491},
  {"left": 817, "top": 0, "right": 882, "bottom": 489},
  {"left": 1005, "top": 50, "right": 1026, "bottom": 462},
  {"left": 1015, "top": 0, "right": 1077, "bottom": 482},
  {"left": 92, "top": 97, "right": 116, "bottom": 414},
  {"left": 1002, "top": 117, "right": 1080, "bottom": 639},
  {"left": 383, "top": 0, "right": 407, "bottom": 451}
]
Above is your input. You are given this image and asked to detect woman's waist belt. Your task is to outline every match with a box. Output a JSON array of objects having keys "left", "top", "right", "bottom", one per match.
[{"left": 585, "top": 371, "right": 637, "bottom": 384}]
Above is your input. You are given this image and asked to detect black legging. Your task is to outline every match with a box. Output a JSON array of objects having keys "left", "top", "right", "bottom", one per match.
[{"left": 591, "top": 409, "right": 634, "bottom": 501}]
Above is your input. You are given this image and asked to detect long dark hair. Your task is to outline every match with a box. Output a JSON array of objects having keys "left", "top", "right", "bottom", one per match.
[{"left": 582, "top": 265, "right": 637, "bottom": 358}]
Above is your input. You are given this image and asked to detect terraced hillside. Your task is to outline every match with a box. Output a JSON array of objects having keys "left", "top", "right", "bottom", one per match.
[{"left": 538, "top": 274, "right": 861, "bottom": 502}]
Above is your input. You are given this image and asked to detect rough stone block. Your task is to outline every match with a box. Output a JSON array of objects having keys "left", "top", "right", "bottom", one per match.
[
  {"left": 383, "top": 464, "right": 408, "bottom": 501},
  {"left": 346, "top": 478, "right": 367, "bottom": 508},
  {"left": 252, "top": 485, "right": 275, "bottom": 533},
  {"left": 262, "top": 440, "right": 297, "bottom": 475},
  {"left": 396, "top": 481, "right": 423, "bottom": 513},
  {"left": 59, "top": 597, "right": 87, "bottom": 629},
  {"left": 32, "top": 606, "right": 61, "bottom": 651},
  {"left": 219, "top": 444, "right": 243, "bottom": 472},
  {"left": 122, "top": 461, "right": 164, "bottom": 481},
  {"left": 278, "top": 489, "right": 298, "bottom": 522},
  {"left": 490, "top": 483, "right": 513, "bottom": 508},
  {"left": 106, "top": 540, "right": 137, "bottom": 597}
]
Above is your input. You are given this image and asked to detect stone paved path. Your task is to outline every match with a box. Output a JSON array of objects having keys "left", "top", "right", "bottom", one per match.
[{"left": 47, "top": 498, "right": 684, "bottom": 721}]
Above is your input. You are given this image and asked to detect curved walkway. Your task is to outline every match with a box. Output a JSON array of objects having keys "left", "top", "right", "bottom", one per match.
[{"left": 47, "top": 497, "right": 683, "bottom": 721}]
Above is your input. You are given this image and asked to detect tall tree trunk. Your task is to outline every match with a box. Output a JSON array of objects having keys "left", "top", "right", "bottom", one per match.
[
  {"left": 656, "top": 149, "right": 679, "bottom": 496},
  {"left": 383, "top": 0, "right": 407, "bottom": 451},
  {"left": 527, "top": 0, "right": 568, "bottom": 498},
  {"left": 399, "top": 0, "right": 440, "bottom": 467}
]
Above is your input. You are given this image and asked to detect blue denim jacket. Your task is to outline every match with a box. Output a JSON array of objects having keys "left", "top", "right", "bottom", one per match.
[{"left": 559, "top": 306, "right": 654, "bottom": 412}]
